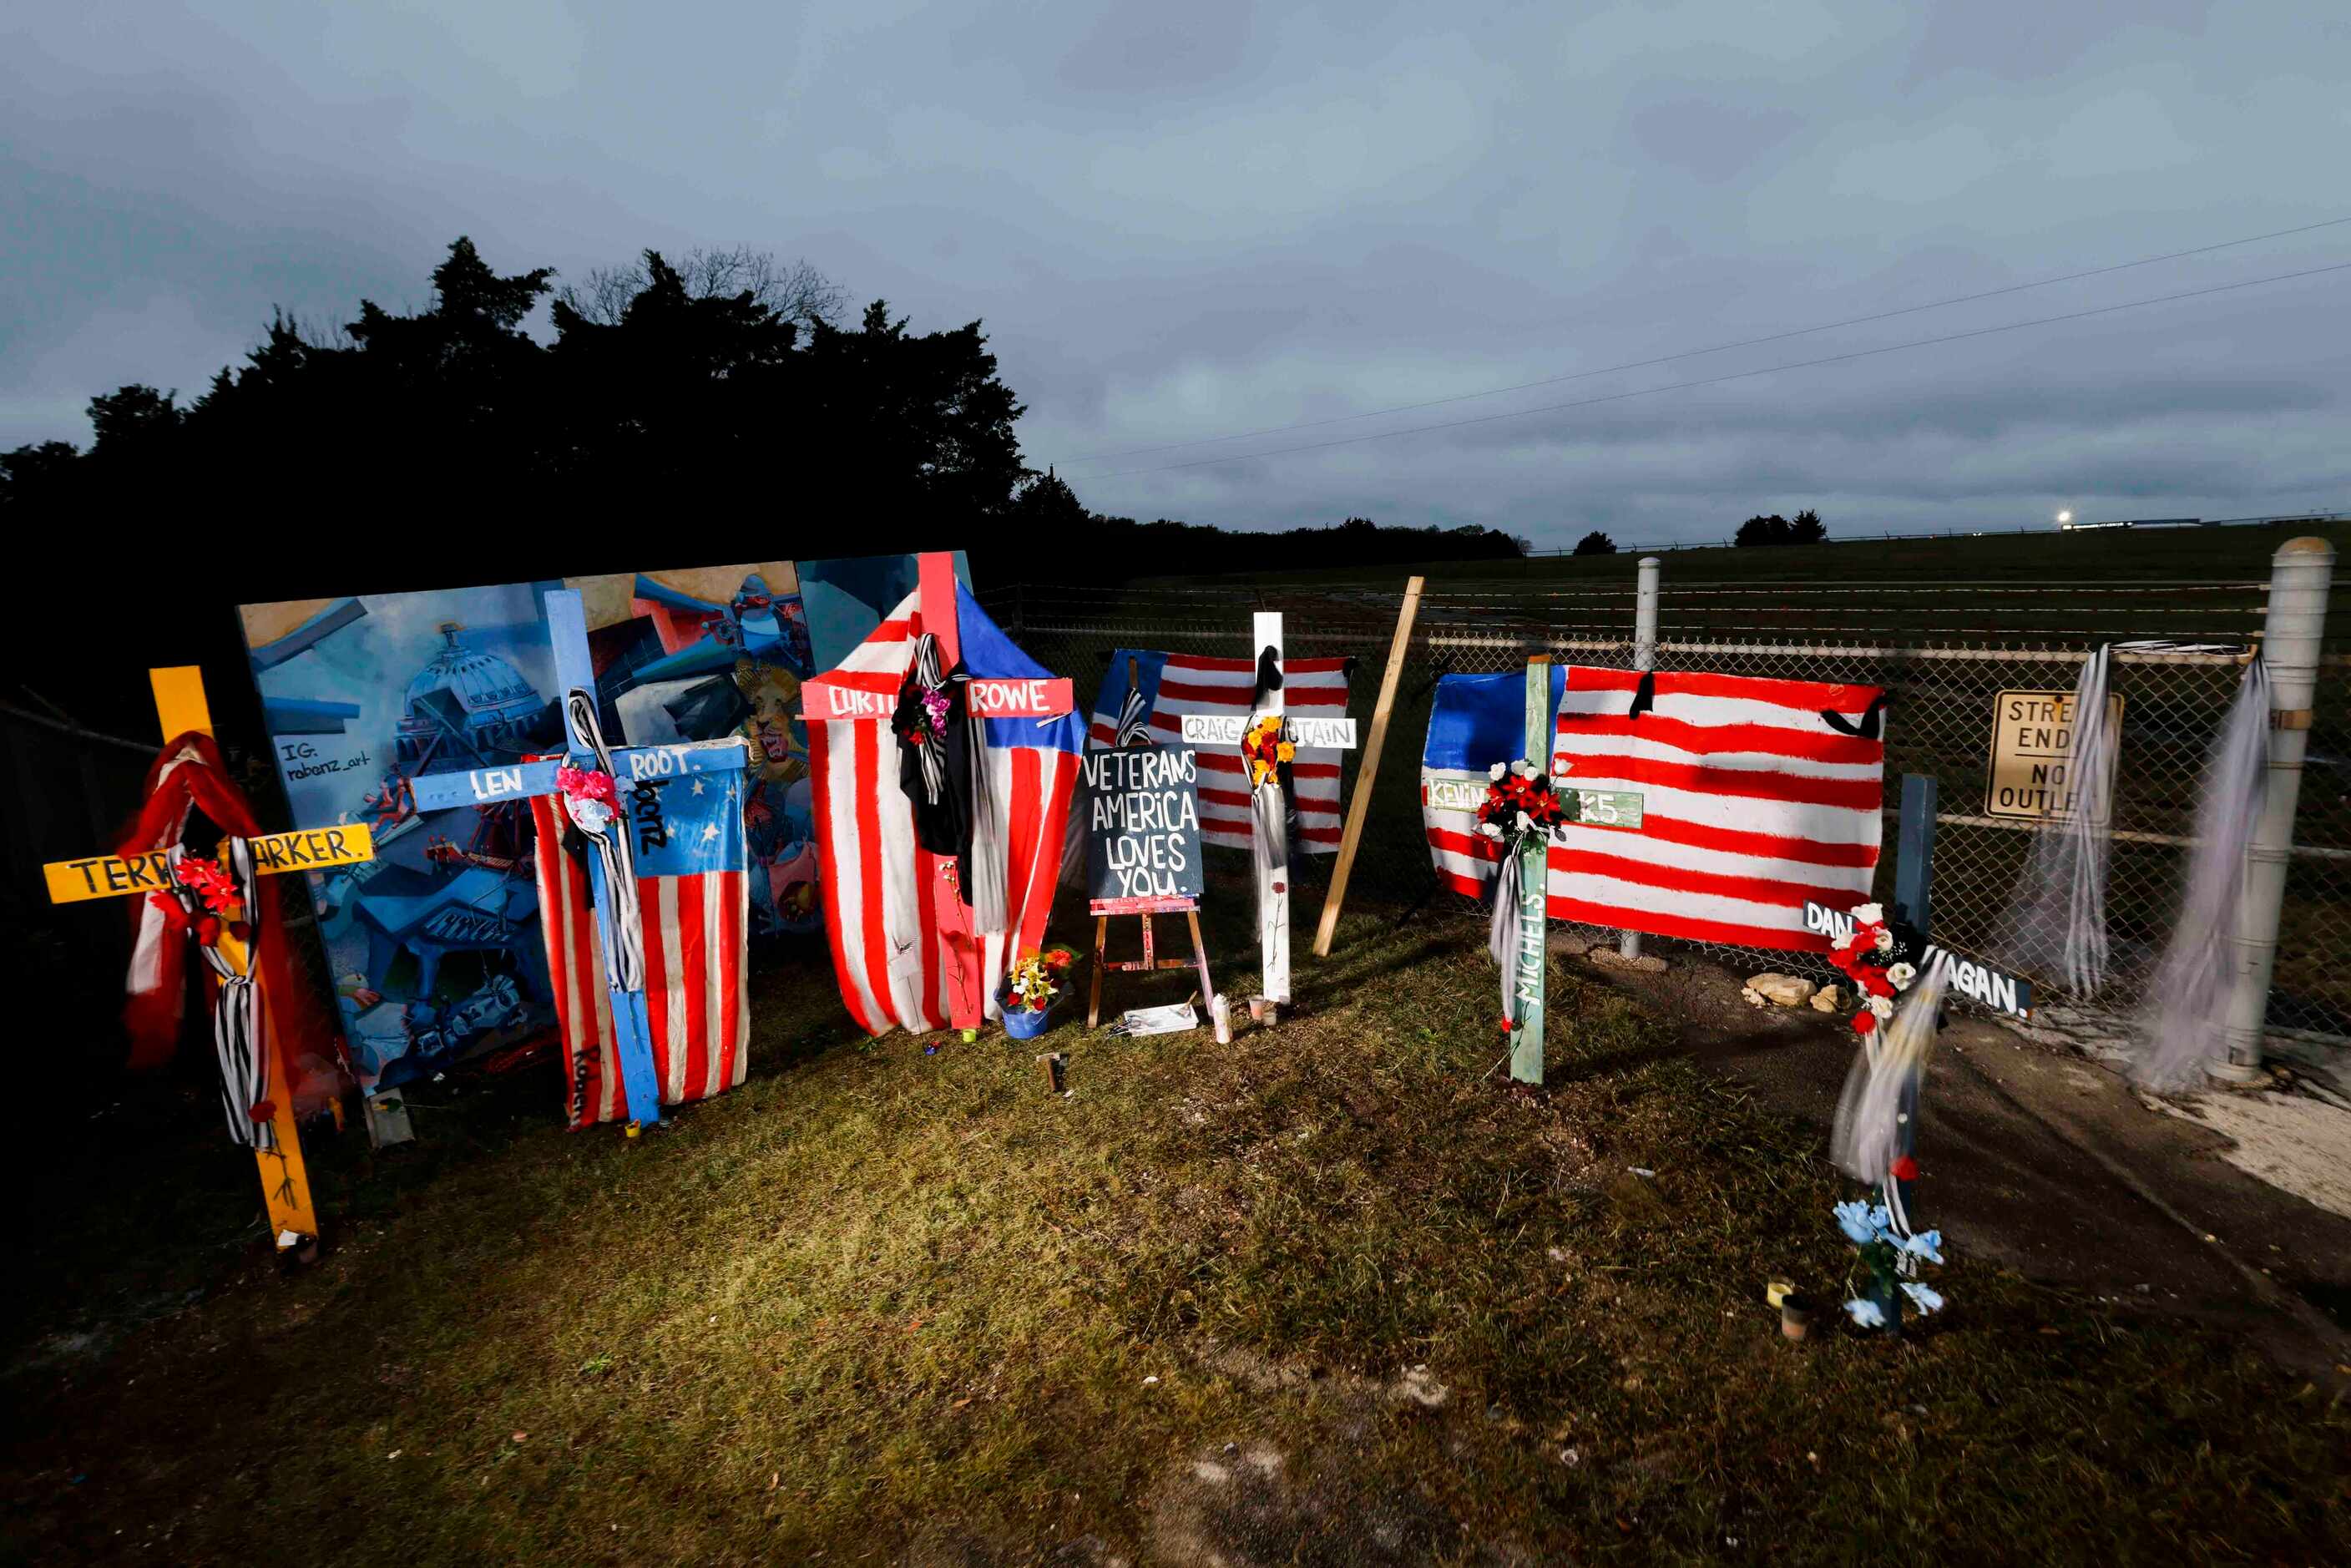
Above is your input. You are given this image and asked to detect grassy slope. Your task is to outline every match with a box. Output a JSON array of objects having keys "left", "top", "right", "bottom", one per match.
[{"left": 6, "top": 889, "right": 2345, "bottom": 1565}]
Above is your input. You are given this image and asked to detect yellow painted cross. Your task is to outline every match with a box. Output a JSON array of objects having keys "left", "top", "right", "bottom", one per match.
[
  {"left": 38, "top": 667, "right": 367, "bottom": 1254},
  {"left": 44, "top": 823, "right": 374, "bottom": 904}
]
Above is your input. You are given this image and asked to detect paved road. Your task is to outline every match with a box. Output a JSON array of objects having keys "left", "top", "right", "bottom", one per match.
[{"left": 1569, "top": 943, "right": 2351, "bottom": 1377}]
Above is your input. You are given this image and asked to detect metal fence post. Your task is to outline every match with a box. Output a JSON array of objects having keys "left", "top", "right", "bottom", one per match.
[
  {"left": 1618, "top": 556, "right": 1661, "bottom": 964},
  {"left": 2213, "top": 536, "right": 2336, "bottom": 1083}
]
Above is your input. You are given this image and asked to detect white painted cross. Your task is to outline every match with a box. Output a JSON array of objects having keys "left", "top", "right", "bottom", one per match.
[{"left": 1178, "top": 612, "right": 1358, "bottom": 1009}]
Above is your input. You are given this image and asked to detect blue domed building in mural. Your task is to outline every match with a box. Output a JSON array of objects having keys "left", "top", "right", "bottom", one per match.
[{"left": 397, "top": 622, "right": 549, "bottom": 769}]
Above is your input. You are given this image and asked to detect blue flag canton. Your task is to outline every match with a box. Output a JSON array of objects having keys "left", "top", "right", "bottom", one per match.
[
  {"left": 1089, "top": 649, "right": 1170, "bottom": 740},
  {"left": 956, "top": 581, "right": 1085, "bottom": 756},
  {"left": 1423, "top": 667, "right": 1567, "bottom": 771},
  {"left": 626, "top": 766, "right": 748, "bottom": 878}
]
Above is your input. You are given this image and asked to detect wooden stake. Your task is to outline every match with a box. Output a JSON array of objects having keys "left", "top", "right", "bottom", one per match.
[{"left": 1313, "top": 576, "right": 1424, "bottom": 957}]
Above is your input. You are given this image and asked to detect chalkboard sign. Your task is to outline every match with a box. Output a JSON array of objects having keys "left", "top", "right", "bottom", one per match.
[{"left": 1083, "top": 747, "right": 1204, "bottom": 908}]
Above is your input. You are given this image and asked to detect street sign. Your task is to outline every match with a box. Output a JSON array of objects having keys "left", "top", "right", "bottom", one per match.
[{"left": 1984, "top": 689, "right": 2124, "bottom": 821}]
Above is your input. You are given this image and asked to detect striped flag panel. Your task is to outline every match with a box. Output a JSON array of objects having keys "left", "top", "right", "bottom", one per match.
[
  {"left": 528, "top": 793, "right": 749, "bottom": 1129},
  {"left": 811, "top": 585, "right": 1085, "bottom": 1036},
  {"left": 1087, "top": 650, "right": 1352, "bottom": 852},
  {"left": 1418, "top": 666, "right": 1564, "bottom": 898},
  {"left": 1549, "top": 665, "right": 1883, "bottom": 951}
]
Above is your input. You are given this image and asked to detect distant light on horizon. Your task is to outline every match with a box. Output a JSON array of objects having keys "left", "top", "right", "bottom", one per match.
[{"left": 2055, "top": 508, "right": 2073, "bottom": 524}]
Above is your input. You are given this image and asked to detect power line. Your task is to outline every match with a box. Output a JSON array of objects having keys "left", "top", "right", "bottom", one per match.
[
  {"left": 1082, "top": 260, "right": 2351, "bottom": 480},
  {"left": 1059, "top": 215, "right": 2351, "bottom": 468}
]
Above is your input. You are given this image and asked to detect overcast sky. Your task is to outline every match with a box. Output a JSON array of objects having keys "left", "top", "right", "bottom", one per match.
[{"left": 6, "top": 2, "right": 2347, "bottom": 547}]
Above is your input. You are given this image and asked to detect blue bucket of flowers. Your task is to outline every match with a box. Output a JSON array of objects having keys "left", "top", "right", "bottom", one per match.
[{"left": 999, "top": 946, "right": 1074, "bottom": 1039}]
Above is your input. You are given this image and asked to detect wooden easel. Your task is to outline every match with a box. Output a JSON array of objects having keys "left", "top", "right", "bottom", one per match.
[
  {"left": 1087, "top": 897, "right": 1216, "bottom": 1029},
  {"left": 1089, "top": 655, "right": 1217, "bottom": 1028}
]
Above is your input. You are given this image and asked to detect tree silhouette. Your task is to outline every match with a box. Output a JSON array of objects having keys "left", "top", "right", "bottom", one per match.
[
  {"left": 1008, "top": 468, "right": 1090, "bottom": 533},
  {"left": 1736, "top": 509, "right": 1827, "bottom": 547},
  {"left": 1573, "top": 529, "right": 1617, "bottom": 556},
  {"left": 559, "top": 245, "right": 845, "bottom": 331},
  {"left": 4, "top": 235, "right": 1540, "bottom": 594}
]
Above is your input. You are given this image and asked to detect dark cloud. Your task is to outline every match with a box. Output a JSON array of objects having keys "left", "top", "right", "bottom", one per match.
[
  {"left": 1621, "top": 97, "right": 1808, "bottom": 184},
  {"left": 4, "top": 1, "right": 2344, "bottom": 544},
  {"left": 1900, "top": 0, "right": 2217, "bottom": 86},
  {"left": 1051, "top": 2, "right": 1263, "bottom": 97}
]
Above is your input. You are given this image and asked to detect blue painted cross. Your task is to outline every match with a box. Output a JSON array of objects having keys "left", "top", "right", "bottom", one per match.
[
  {"left": 408, "top": 589, "right": 751, "bottom": 1127},
  {"left": 1886, "top": 772, "right": 1938, "bottom": 1237}
]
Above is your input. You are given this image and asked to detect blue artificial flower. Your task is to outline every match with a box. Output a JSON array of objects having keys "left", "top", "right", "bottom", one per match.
[
  {"left": 1834, "top": 1200, "right": 1881, "bottom": 1246},
  {"left": 1900, "top": 1282, "right": 1945, "bottom": 1315},
  {"left": 1843, "top": 1297, "right": 1887, "bottom": 1328},
  {"left": 1901, "top": 1229, "right": 1944, "bottom": 1265},
  {"left": 1869, "top": 1204, "right": 1894, "bottom": 1235}
]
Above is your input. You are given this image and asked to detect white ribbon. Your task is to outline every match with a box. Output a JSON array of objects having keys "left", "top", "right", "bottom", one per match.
[{"left": 563, "top": 689, "right": 645, "bottom": 993}]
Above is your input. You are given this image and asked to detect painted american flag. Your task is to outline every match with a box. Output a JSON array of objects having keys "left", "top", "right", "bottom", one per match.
[
  {"left": 1419, "top": 666, "right": 1562, "bottom": 898},
  {"left": 808, "top": 584, "right": 1084, "bottom": 1035},
  {"left": 529, "top": 749, "right": 751, "bottom": 1129},
  {"left": 1086, "top": 649, "right": 1352, "bottom": 853},
  {"left": 1547, "top": 665, "right": 1885, "bottom": 950}
]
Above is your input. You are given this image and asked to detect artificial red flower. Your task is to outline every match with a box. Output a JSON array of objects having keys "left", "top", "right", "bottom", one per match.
[
  {"left": 555, "top": 764, "right": 619, "bottom": 805},
  {"left": 175, "top": 856, "right": 240, "bottom": 913},
  {"left": 1497, "top": 1015, "right": 1513, "bottom": 1034},
  {"left": 248, "top": 1099, "right": 276, "bottom": 1123},
  {"left": 195, "top": 915, "right": 223, "bottom": 948},
  {"left": 1889, "top": 1155, "right": 1920, "bottom": 1182},
  {"left": 1851, "top": 1011, "right": 1877, "bottom": 1036}
]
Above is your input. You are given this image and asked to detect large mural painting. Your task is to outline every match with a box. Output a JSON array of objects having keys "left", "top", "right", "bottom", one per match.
[
  {"left": 240, "top": 582, "right": 564, "bottom": 1090},
  {"left": 579, "top": 564, "right": 821, "bottom": 940},
  {"left": 240, "top": 562, "right": 818, "bottom": 1090}
]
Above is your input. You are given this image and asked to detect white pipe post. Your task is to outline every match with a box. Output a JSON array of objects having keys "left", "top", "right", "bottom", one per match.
[
  {"left": 1618, "top": 556, "right": 1662, "bottom": 963},
  {"left": 2212, "top": 536, "right": 2335, "bottom": 1084}
]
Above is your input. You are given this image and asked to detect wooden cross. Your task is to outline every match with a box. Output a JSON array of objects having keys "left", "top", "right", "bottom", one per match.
[
  {"left": 407, "top": 589, "right": 751, "bottom": 1126},
  {"left": 1177, "top": 612, "right": 1358, "bottom": 1009},
  {"left": 1508, "top": 657, "right": 1553, "bottom": 1083},
  {"left": 42, "top": 667, "right": 377, "bottom": 1254},
  {"left": 799, "top": 552, "right": 1076, "bottom": 1039}
]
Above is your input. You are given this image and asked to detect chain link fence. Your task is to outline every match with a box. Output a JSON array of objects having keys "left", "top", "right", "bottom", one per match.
[{"left": 984, "top": 567, "right": 2349, "bottom": 1044}]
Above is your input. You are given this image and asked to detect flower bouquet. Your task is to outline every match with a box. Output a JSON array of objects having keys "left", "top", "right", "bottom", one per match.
[
  {"left": 1240, "top": 713, "right": 1294, "bottom": 790},
  {"left": 1000, "top": 946, "right": 1075, "bottom": 1039},
  {"left": 1833, "top": 1197, "right": 1944, "bottom": 1334},
  {"left": 149, "top": 853, "right": 249, "bottom": 950},
  {"left": 1824, "top": 903, "right": 1917, "bottom": 1039},
  {"left": 1481, "top": 760, "right": 1570, "bottom": 1034},
  {"left": 556, "top": 763, "right": 620, "bottom": 832},
  {"left": 1824, "top": 907, "right": 1948, "bottom": 1336},
  {"left": 1476, "top": 760, "right": 1570, "bottom": 842}
]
